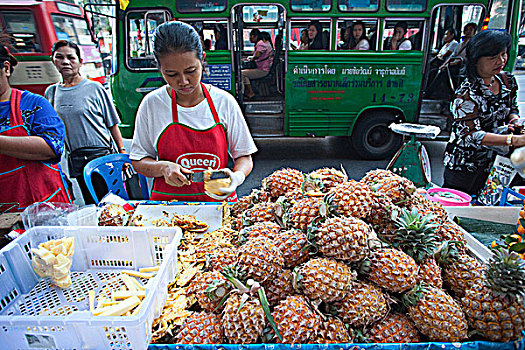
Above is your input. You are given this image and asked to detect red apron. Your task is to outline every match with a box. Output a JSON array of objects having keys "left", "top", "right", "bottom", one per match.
[
  {"left": 151, "top": 83, "right": 237, "bottom": 202},
  {"left": 0, "top": 89, "right": 72, "bottom": 211}
]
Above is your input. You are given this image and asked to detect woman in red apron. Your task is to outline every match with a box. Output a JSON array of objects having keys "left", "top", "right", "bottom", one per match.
[
  {"left": 130, "top": 21, "right": 257, "bottom": 202},
  {"left": 0, "top": 46, "right": 71, "bottom": 211}
]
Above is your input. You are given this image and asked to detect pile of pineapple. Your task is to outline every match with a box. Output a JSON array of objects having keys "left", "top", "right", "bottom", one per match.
[{"left": 167, "top": 168, "right": 525, "bottom": 345}]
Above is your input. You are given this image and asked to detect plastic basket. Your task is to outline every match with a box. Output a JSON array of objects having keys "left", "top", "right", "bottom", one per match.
[{"left": 0, "top": 226, "right": 182, "bottom": 350}]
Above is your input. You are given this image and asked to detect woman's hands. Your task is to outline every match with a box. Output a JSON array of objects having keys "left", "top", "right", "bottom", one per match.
[
  {"left": 159, "top": 161, "right": 191, "bottom": 187},
  {"left": 206, "top": 169, "right": 246, "bottom": 200}
]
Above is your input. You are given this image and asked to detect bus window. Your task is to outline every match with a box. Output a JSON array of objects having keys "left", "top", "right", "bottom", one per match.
[
  {"left": 386, "top": 0, "right": 426, "bottom": 12},
  {"left": 51, "top": 15, "right": 93, "bottom": 45},
  {"left": 186, "top": 21, "right": 229, "bottom": 51},
  {"left": 1, "top": 11, "right": 41, "bottom": 53},
  {"left": 177, "top": 0, "right": 227, "bottom": 13},
  {"left": 338, "top": 0, "right": 379, "bottom": 12},
  {"left": 243, "top": 6, "right": 279, "bottom": 23},
  {"left": 289, "top": 19, "right": 330, "bottom": 50},
  {"left": 126, "top": 10, "right": 169, "bottom": 70},
  {"left": 290, "top": 0, "right": 331, "bottom": 12},
  {"left": 383, "top": 20, "right": 424, "bottom": 50},
  {"left": 487, "top": 0, "right": 509, "bottom": 30},
  {"left": 336, "top": 19, "right": 378, "bottom": 50}
]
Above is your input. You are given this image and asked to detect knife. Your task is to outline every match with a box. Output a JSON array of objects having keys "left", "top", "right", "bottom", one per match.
[{"left": 185, "top": 170, "right": 230, "bottom": 183}]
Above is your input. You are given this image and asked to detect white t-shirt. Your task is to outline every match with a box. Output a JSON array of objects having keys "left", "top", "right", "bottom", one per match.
[
  {"left": 130, "top": 84, "right": 257, "bottom": 162},
  {"left": 355, "top": 39, "right": 370, "bottom": 50},
  {"left": 438, "top": 40, "right": 458, "bottom": 58},
  {"left": 398, "top": 39, "right": 412, "bottom": 50}
]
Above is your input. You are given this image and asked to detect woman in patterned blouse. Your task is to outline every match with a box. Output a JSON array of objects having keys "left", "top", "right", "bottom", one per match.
[{"left": 443, "top": 30, "right": 525, "bottom": 195}]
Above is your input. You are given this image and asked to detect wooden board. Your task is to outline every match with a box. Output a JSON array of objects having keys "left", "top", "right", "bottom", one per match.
[
  {"left": 444, "top": 206, "right": 520, "bottom": 225},
  {"left": 0, "top": 213, "right": 21, "bottom": 230}
]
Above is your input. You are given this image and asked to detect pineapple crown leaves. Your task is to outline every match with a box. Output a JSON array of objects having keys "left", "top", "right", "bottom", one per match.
[
  {"left": 302, "top": 173, "right": 325, "bottom": 194},
  {"left": 485, "top": 248, "right": 525, "bottom": 299},
  {"left": 220, "top": 265, "right": 283, "bottom": 341},
  {"left": 401, "top": 283, "right": 431, "bottom": 308},
  {"left": 303, "top": 216, "right": 326, "bottom": 254},
  {"left": 434, "top": 240, "right": 466, "bottom": 265},
  {"left": 392, "top": 207, "right": 439, "bottom": 262}
]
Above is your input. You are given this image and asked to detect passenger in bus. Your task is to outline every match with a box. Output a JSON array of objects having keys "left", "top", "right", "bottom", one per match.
[
  {"left": 431, "top": 27, "right": 459, "bottom": 66},
  {"left": 214, "top": 24, "right": 228, "bottom": 50},
  {"left": 130, "top": 21, "right": 257, "bottom": 202},
  {"left": 425, "top": 27, "right": 459, "bottom": 98},
  {"left": 348, "top": 21, "right": 370, "bottom": 50},
  {"left": 384, "top": 22, "right": 412, "bottom": 50},
  {"left": 47, "top": 40, "right": 126, "bottom": 205},
  {"left": 0, "top": 45, "right": 72, "bottom": 210},
  {"left": 426, "top": 24, "right": 477, "bottom": 99},
  {"left": 241, "top": 29, "right": 273, "bottom": 99},
  {"left": 338, "top": 26, "right": 352, "bottom": 50},
  {"left": 443, "top": 30, "right": 525, "bottom": 195},
  {"left": 307, "top": 21, "right": 326, "bottom": 50},
  {"left": 298, "top": 29, "right": 309, "bottom": 50}
]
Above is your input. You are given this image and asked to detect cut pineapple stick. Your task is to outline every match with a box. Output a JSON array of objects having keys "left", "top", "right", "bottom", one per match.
[
  {"left": 99, "top": 296, "right": 141, "bottom": 316},
  {"left": 120, "top": 273, "right": 138, "bottom": 291},
  {"left": 130, "top": 276, "right": 145, "bottom": 291},
  {"left": 122, "top": 270, "right": 155, "bottom": 279},
  {"left": 88, "top": 290, "right": 95, "bottom": 312},
  {"left": 113, "top": 290, "right": 146, "bottom": 300},
  {"left": 139, "top": 266, "right": 159, "bottom": 273}
]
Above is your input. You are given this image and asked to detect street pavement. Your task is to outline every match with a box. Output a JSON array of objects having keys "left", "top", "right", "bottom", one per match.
[{"left": 67, "top": 73, "right": 525, "bottom": 202}]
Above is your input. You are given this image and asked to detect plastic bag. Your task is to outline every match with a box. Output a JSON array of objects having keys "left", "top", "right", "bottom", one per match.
[
  {"left": 97, "top": 193, "right": 134, "bottom": 226},
  {"left": 477, "top": 155, "right": 517, "bottom": 206},
  {"left": 21, "top": 202, "right": 78, "bottom": 229}
]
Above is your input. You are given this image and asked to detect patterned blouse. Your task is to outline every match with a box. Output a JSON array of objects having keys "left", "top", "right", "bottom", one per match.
[{"left": 443, "top": 71, "right": 519, "bottom": 172}]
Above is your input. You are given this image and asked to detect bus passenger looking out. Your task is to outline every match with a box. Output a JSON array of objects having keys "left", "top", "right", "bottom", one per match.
[
  {"left": 307, "top": 21, "right": 327, "bottom": 50},
  {"left": 384, "top": 21, "right": 412, "bottom": 50},
  {"left": 241, "top": 29, "right": 274, "bottom": 99},
  {"left": 343, "top": 21, "right": 370, "bottom": 50},
  {"left": 214, "top": 24, "right": 227, "bottom": 50},
  {"left": 298, "top": 29, "right": 309, "bottom": 50},
  {"left": 431, "top": 27, "right": 458, "bottom": 65}
]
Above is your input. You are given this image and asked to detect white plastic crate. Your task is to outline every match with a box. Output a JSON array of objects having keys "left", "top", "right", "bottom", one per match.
[{"left": 0, "top": 226, "right": 182, "bottom": 350}]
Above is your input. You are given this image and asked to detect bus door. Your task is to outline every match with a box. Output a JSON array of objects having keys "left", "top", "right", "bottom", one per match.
[
  {"left": 420, "top": 4, "right": 485, "bottom": 130},
  {"left": 232, "top": 4, "right": 286, "bottom": 137}
]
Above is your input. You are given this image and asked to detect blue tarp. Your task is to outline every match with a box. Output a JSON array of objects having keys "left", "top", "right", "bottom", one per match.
[{"left": 149, "top": 338, "right": 525, "bottom": 350}]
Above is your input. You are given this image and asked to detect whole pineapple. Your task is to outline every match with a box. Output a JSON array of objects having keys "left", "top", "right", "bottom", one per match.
[
  {"left": 369, "top": 174, "right": 416, "bottom": 204},
  {"left": 242, "top": 202, "right": 276, "bottom": 226},
  {"left": 331, "top": 280, "right": 388, "bottom": 327},
  {"left": 322, "top": 180, "right": 373, "bottom": 219},
  {"left": 221, "top": 291, "right": 266, "bottom": 343},
  {"left": 309, "top": 316, "right": 352, "bottom": 344},
  {"left": 312, "top": 216, "right": 373, "bottom": 262},
  {"left": 392, "top": 208, "right": 442, "bottom": 288},
  {"left": 294, "top": 257, "right": 355, "bottom": 302},
  {"left": 262, "top": 168, "right": 305, "bottom": 200},
  {"left": 360, "top": 169, "right": 398, "bottom": 184},
  {"left": 286, "top": 196, "right": 323, "bottom": 232},
  {"left": 237, "top": 236, "right": 284, "bottom": 283},
  {"left": 435, "top": 221, "right": 467, "bottom": 247},
  {"left": 403, "top": 283, "right": 468, "bottom": 342},
  {"left": 273, "top": 229, "right": 310, "bottom": 268},
  {"left": 206, "top": 246, "right": 237, "bottom": 271},
  {"left": 238, "top": 221, "right": 281, "bottom": 244},
  {"left": 462, "top": 249, "right": 525, "bottom": 342},
  {"left": 363, "top": 312, "right": 420, "bottom": 343},
  {"left": 176, "top": 311, "right": 223, "bottom": 344},
  {"left": 308, "top": 167, "right": 348, "bottom": 191},
  {"left": 187, "top": 270, "right": 231, "bottom": 312},
  {"left": 361, "top": 247, "right": 418, "bottom": 293},
  {"left": 435, "top": 241, "right": 486, "bottom": 297},
  {"left": 272, "top": 294, "right": 321, "bottom": 343},
  {"left": 262, "top": 268, "right": 295, "bottom": 306},
  {"left": 365, "top": 192, "right": 400, "bottom": 243}
]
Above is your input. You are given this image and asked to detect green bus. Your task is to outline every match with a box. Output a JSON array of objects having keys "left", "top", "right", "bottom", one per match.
[{"left": 88, "top": 0, "right": 521, "bottom": 159}]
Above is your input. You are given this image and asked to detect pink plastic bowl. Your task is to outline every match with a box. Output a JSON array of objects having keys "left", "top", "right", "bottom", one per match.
[{"left": 425, "top": 187, "right": 472, "bottom": 206}]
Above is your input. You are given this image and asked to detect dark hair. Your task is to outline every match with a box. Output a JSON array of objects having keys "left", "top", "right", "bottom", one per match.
[
  {"left": 52, "top": 40, "right": 81, "bottom": 60},
  {"left": 394, "top": 21, "right": 408, "bottom": 35},
  {"left": 261, "top": 31, "right": 273, "bottom": 49},
  {"left": 465, "top": 30, "right": 512, "bottom": 79},
  {"left": 464, "top": 22, "right": 478, "bottom": 32},
  {"left": 445, "top": 27, "right": 457, "bottom": 38},
  {"left": 0, "top": 45, "right": 17, "bottom": 74},
  {"left": 351, "top": 20, "right": 367, "bottom": 47},
  {"left": 153, "top": 21, "right": 203, "bottom": 64},
  {"left": 308, "top": 21, "right": 324, "bottom": 50},
  {"left": 250, "top": 29, "right": 263, "bottom": 43}
]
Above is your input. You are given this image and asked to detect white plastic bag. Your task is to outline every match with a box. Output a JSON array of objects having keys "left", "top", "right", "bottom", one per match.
[{"left": 477, "top": 155, "right": 517, "bottom": 206}]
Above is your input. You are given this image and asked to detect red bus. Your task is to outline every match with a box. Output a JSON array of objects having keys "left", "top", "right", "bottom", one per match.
[{"left": 0, "top": 0, "right": 106, "bottom": 96}]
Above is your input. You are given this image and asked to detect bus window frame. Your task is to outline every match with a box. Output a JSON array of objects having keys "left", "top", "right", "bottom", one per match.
[
  {"left": 380, "top": 17, "right": 426, "bottom": 51},
  {"left": 288, "top": 17, "right": 333, "bottom": 50},
  {"left": 337, "top": 0, "right": 380, "bottom": 13},
  {"left": 0, "top": 9, "right": 43, "bottom": 54},
  {"left": 385, "top": 0, "right": 427, "bottom": 13},
  {"left": 179, "top": 18, "right": 230, "bottom": 51},
  {"left": 289, "top": 0, "right": 332, "bottom": 13},
  {"left": 335, "top": 18, "right": 380, "bottom": 51},
  {"left": 124, "top": 7, "right": 171, "bottom": 72}
]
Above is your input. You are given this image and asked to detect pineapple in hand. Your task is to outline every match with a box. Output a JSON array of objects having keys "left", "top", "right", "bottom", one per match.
[{"left": 462, "top": 249, "right": 525, "bottom": 342}]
